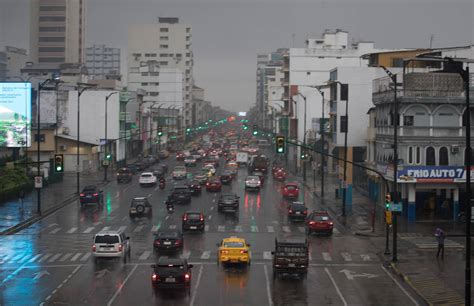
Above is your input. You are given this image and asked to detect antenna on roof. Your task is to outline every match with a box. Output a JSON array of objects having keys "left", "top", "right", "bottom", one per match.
[{"left": 429, "top": 34, "right": 434, "bottom": 49}]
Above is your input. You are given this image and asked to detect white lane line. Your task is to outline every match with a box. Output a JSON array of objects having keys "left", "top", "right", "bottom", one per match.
[
  {"left": 48, "top": 253, "right": 63, "bottom": 263},
  {"left": 263, "top": 265, "right": 274, "bottom": 306},
  {"left": 217, "top": 225, "right": 225, "bottom": 232},
  {"left": 9, "top": 254, "right": 25, "bottom": 263},
  {"left": 263, "top": 251, "right": 272, "bottom": 260},
  {"left": 83, "top": 227, "right": 95, "bottom": 234},
  {"left": 66, "top": 227, "right": 78, "bottom": 234},
  {"left": 165, "top": 215, "right": 170, "bottom": 220},
  {"left": 169, "top": 224, "right": 177, "bottom": 230},
  {"left": 17, "top": 254, "right": 33, "bottom": 264},
  {"left": 341, "top": 252, "right": 352, "bottom": 262},
  {"left": 181, "top": 251, "right": 191, "bottom": 259},
  {"left": 360, "top": 254, "right": 371, "bottom": 261},
  {"left": 60, "top": 253, "right": 73, "bottom": 262},
  {"left": 210, "top": 206, "right": 214, "bottom": 211},
  {"left": 267, "top": 226, "right": 274, "bottom": 233},
  {"left": 235, "top": 225, "right": 243, "bottom": 232},
  {"left": 381, "top": 265, "right": 419, "bottom": 306},
  {"left": 49, "top": 228, "right": 61, "bottom": 234},
  {"left": 70, "top": 253, "right": 82, "bottom": 262},
  {"left": 190, "top": 264, "right": 204, "bottom": 306},
  {"left": 200, "top": 251, "right": 211, "bottom": 259},
  {"left": 38, "top": 254, "right": 53, "bottom": 263},
  {"left": 151, "top": 225, "right": 159, "bottom": 232},
  {"left": 107, "top": 264, "right": 138, "bottom": 306},
  {"left": 322, "top": 252, "right": 332, "bottom": 261},
  {"left": 325, "top": 267, "right": 348, "bottom": 306},
  {"left": 118, "top": 226, "right": 127, "bottom": 232},
  {"left": 133, "top": 225, "right": 144, "bottom": 233},
  {"left": 100, "top": 226, "right": 110, "bottom": 232},
  {"left": 139, "top": 251, "right": 151, "bottom": 260},
  {"left": 208, "top": 215, "right": 212, "bottom": 220},
  {"left": 80, "top": 253, "right": 91, "bottom": 262},
  {"left": 28, "top": 254, "right": 43, "bottom": 263},
  {"left": 204, "top": 225, "right": 209, "bottom": 232},
  {"left": 298, "top": 226, "right": 306, "bottom": 233},
  {"left": 251, "top": 225, "right": 258, "bottom": 232},
  {"left": 282, "top": 226, "right": 291, "bottom": 233}
]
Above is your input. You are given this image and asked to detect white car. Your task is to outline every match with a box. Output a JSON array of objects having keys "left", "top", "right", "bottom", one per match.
[
  {"left": 92, "top": 230, "right": 130, "bottom": 263},
  {"left": 172, "top": 166, "right": 187, "bottom": 179},
  {"left": 245, "top": 176, "right": 261, "bottom": 190},
  {"left": 202, "top": 164, "right": 216, "bottom": 175},
  {"left": 139, "top": 172, "right": 157, "bottom": 186}
]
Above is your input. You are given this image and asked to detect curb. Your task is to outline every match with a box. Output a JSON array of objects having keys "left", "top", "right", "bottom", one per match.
[{"left": 389, "top": 262, "right": 433, "bottom": 306}]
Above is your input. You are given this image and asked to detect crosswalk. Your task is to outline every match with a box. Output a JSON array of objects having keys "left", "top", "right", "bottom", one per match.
[
  {"left": 37, "top": 224, "right": 341, "bottom": 236},
  {"left": 0, "top": 250, "right": 378, "bottom": 265}
]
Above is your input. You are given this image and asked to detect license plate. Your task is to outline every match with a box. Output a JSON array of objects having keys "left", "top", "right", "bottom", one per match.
[
  {"left": 165, "top": 277, "right": 176, "bottom": 283},
  {"left": 86, "top": 195, "right": 91, "bottom": 198},
  {"left": 190, "top": 226, "right": 197, "bottom": 229},
  {"left": 164, "top": 241, "right": 171, "bottom": 245},
  {"left": 288, "top": 263, "right": 295, "bottom": 267},
  {"left": 296, "top": 212, "right": 301, "bottom": 214}
]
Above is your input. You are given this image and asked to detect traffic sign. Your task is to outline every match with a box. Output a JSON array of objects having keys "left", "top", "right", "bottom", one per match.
[
  {"left": 389, "top": 202, "right": 403, "bottom": 212},
  {"left": 34, "top": 176, "right": 43, "bottom": 189},
  {"left": 102, "top": 160, "right": 110, "bottom": 166}
]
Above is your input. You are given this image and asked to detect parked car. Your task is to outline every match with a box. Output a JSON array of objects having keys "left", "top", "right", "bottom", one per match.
[
  {"left": 217, "top": 193, "right": 240, "bottom": 213},
  {"left": 187, "top": 180, "right": 202, "bottom": 195},
  {"left": 153, "top": 230, "right": 184, "bottom": 253},
  {"left": 182, "top": 211, "right": 205, "bottom": 232},
  {"left": 206, "top": 179, "right": 222, "bottom": 192},
  {"left": 217, "top": 237, "right": 251, "bottom": 266},
  {"left": 92, "top": 230, "right": 130, "bottom": 263},
  {"left": 116, "top": 168, "right": 133, "bottom": 183},
  {"left": 281, "top": 183, "right": 299, "bottom": 198},
  {"left": 80, "top": 185, "right": 104, "bottom": 207},
  {"left": 139, "top": 172, "right": 157, "bottom": 187},
  {"left": 306, "top": 211, "right": 334, "bottom": 235},
  {"left": 151, "top": 257, "right": 193, "bottom": 290},
  {"left": 129, "top": 197, "right": 152, "bottom": 218},
  {"left": 244, "top": 176, "right": 261, "bottom": 191},
  {"left": 287, "top": 201, "right": 308, "bottom": 221}
]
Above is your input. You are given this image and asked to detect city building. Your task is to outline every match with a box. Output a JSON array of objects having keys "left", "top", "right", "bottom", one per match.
[
  {"left": 0, "top": 51, "right": 6, "bottom": 81},
  {"left": 29, "top": 0, "right": 86, "bottom": 65},
  {"left": 191, "top": 85, "right": 212, "bottom": 126},
  {"left": 85, "top": 44, "right": 120, "bottom": 80},
  {"left": 4, "top": 46, "right": 29, "bottom": 80}
]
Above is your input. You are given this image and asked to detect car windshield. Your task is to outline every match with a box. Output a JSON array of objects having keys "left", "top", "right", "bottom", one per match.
[
  {"left": 187, "top": 214, "right": 201, "bottom": 220},
  {"left": 95, "top": 235, "right": 119, "bottom": 244},
  {"left": 223, "top": 242, "right": 245, "bottom": 248},
  {"left": 157, "top": 264, "right": 184, "bottom": 270},
  {"left": 247, "top": 176, "right": 258, "bottom": 181},
  {"left": 286, "top": 185, "right": 297, "bottom": 190},
  {"left": 83, "top": 188, "right": 96, "bottom": 193},
  {"left": 132, "top": 199, "right": 148, "bottom": 206},
  {"left": 314, "top": 215, "right": 330, "bottom": 221},
  {"left": 156, "top": 231, "right": 179, "bottom": 238},
  {"left": 221, "top": 195, "right": 236, "bottom": 200}
]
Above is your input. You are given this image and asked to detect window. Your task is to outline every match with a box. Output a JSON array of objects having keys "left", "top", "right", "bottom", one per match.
[
  {"left": 34, "top": 134, "right": 45, "bottom": 142},
  {"left": 38, "top": 47, "right": 65, "bottom": 52},
  {"left": 186, "top": 28, "right": 191, "bottom": 33},
  {"left": 160, "top": 53, "right": 168, "bottom": 57},
  {"left": 150, "top": 92, "right": 159, "bottom": 96},
  {"left": 39, "top": 6, "right": 65, "bottom": 11},
  {"left": 39, "top": 16, "right": 66, "bottom": 22},
  {"left": 39, "top": 57, "right": 65, "bottom": 62},
  {"left": 141, "top": 83, "right": 148, "bottom": 86},
  {"left": 306, "top": 72, "right": 311, "bottom": 75},
  {"left": 39, "top": 26, "right": 65, "bottom": 32},
  {"left": 426, "top": 147, "right": 436, "bottom": 166},
  {"left": 186, "top": 36, "right": 190, "bottom": 41},
  {"left": 39, "top": 36, "right": 65, "bottom": 42},
  {"left": 159, "top": 61, "right": 168, "bottom": 66},
  {"left": 439, "top": 147, "right": 449, "bottom": 166},
  {"left": 160, "top": 45, "right": 168, "bottom": 49},
  {"left": 186, "top": 53, "right": 191, "bottom": 57},
  {"left": 160, "top": 28, "right": 169, "bottom": 32},
  {"left": 403, "top": 116, "right": 414, "bottom": 126},
  {"left": 392, "top": 58, "right": 404, "bottom": 67},
  {"left": 176, "top": 53, "right": 182, "bottom": 58},
  {"left": 416, "top": 147, "right": 421, "bottom": 164},
  {"left": 132, "top": 53, "right": 141, "bottom": 57},
  {"left": 408, "top": 147, "right": 413, "bottom": 164},
  {"left": 150, "top": 72, "right": 159, "bottom": 76},
  {"left": 141, "top": 72, "right": 148, "bottom": 76},
  {"left": 160, "top": 36, "right": 169, "bottom": 40}
]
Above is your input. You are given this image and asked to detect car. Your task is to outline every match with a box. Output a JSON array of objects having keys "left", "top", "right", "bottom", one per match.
[
  {"left": 282, "top": 183, "right": 299, "bottom": 198},
  {"left": 126, "top": 163, "right": 139, "bottom": 174},
  {"left": 217, "top": 237, "right": 251, "bottom": 266},
  {"left": 116, "top": 168, "right": 133, "bottom": 183},
  {"left": 306, "top": 211, "right": 334, "bottom": 235},
  {"left": 176, "top": 152, "right": 185, "bottom": 161},
  {"left": 92, "top": 230, "right": 130, "bottom": 263},
  {"left": 287, "top": 201, "right": 308, "bottom": 221},
  {"left": 182, "top": 211, "right": 205, "bottom": 232},
  {"left": 192, "top": 153, "right": 202, "bottom": 161},
  {"left": 135, "top": 161, "right": 148, "bottom": 171},
  {"left": 139, "top": 172, "right": 157, "bottom": 187},
  {"left": 245, "top": 175, "right": 261, "bottom": 191},
  {"left": 219, "top": 171, "right": 233, "bottom": 184},
  {"left": 184, "top": 156, "right": 197, "bottom": 167},
  {"left": 153, "top": 230, "right": 184, "bottom": 253},
  {"left": 272, "top": 238, "right": 308, "bottom": 279},
  {"left": 187, "top": 180, "right": 202, "bottom": 195},
  {"left": 217, "top": 193, "right": 240, "bottom": 213},
  {"left": 202, "top": 164, "right": 216, "bottom": 175},
  {"left": 172, "top": 166, "right": 187, "bottom": 180},
  {"left": 129, "top": 197, "right": 152, "bottom": 218},
  {"left": 150, "top": 166, "right": 165, "bottom": 179},
  {"left": 157, "top": 163, "right": 168, "bottom": 173},
  {"left": 80, "top": 185, "right": 104, "bottom": 207},
  {"left": 251, "top": 171, "right": 265, "bottom": 185},
  {"left": 273, "top": 168, "right": 286, "bottom": 181},
  {"left": 145, "top": 155, "right": 158, "bottom": 165},
  {"left": 158, "top": 150, "right": 170, "bottom": 159},
  {"left": 151, "top": 257, "right": 193, "bottom": 290},
  {"left": 206, "top": 179, "right": 222, "bottom": 192},
  {"left": 194, "top": 170, "right": 209, "bottom": 185},
  {"left": 170, "top": 185, "right": 192, "bottom": 204}
]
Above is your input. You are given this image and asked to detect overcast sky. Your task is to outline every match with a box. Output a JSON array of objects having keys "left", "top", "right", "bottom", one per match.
[{"left": 1, "top": 0, "right": 473, "bottom": 112}]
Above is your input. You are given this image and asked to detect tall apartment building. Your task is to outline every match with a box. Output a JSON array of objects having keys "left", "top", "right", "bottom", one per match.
[
  {"left": 85, "top": 44, "right": 120, "bottom": 80},
  {"left": 128, "top": 17, "right": 193, "bottom": 126},
  {"left": 29, "top": 0, "right": 86, "bottom": 64}
]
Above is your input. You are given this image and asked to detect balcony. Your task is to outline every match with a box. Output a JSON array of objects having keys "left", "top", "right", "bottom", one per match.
[{"left": 120, "top": 112, "right": 131, "bottom": 121}]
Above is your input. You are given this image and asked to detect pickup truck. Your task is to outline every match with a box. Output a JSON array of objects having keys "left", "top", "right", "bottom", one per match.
[{"left": 272, "top": 238, "right": 309, "bottom": 279}]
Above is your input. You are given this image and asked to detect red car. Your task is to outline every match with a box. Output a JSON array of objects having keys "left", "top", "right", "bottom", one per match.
[
  {"left": 306, "top": 211, "right": 334, "bottom": 235},
  {"left": 206, "top": 179, "right": 222, "bottom": 192},
  {"left": 176, "top": 152, "right": 185, "bottom": 161},
  {"left": 281, "top": 183, "right": 299, "bottom": 198}
]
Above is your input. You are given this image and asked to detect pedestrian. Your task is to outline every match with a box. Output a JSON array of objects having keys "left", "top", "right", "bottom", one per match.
[
  {"left": 18, "top": 190, "right": 25, "bottom": 212},
  {"left": 435, "top": 228, "right": 445, "bottom": 259}
]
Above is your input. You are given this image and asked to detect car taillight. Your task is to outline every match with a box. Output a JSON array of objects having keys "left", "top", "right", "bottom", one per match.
[
  {"left": 152, "top": 273, "right": 159, "bottom": 281},
  {"left": 183, "top": 215, "right": 187, "bottom": 221},
  {"left": 329, "top": 222, "right": 334, "bottom": 226},
  {"left": 80, "top": 193, "right": 85, "bottom": 197},
  {"left": 118, "top": 244, "right": 123, "bottom": 252},
  {"left": 284, "top": 188, "right": 288, "bottom": 191},
  {"left": 309, "top": 221, "right": 316, "bottom": 225},
  {"left": 92, "top": 244, "right": 96, "bottom": 252},
  {"left": 185, "top": 273, "right": 191, "bottom": 281},
  {"left": 303, "top": 211, "right": 308, "bottom": 215},
  {"left": 175, "top": 240, "right": 181, "bottom": 245},
  {"left": 155, "top": 240, "right": 161, "bottom": 245},
  {"left": 200, "top": 215, "right": 204, "bottom": 221},
  {"left": 93, "top": 193, "right": 98, "bottom": 196},
  {"left": 240, "top": 250, "right": 248, "bottom": 254}
]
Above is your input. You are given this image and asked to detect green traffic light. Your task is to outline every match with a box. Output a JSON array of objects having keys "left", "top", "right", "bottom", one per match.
[
  {"left": 253, "top": 131, "right": 257, "bottom": 135},
  {"left": 56, "top": 166, "right": 62, "bottom": 171},
  {"left": 277, "top": 148, "right": 283, "bottom": 153}
]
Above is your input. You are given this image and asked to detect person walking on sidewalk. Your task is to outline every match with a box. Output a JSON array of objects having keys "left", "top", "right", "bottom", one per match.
[{"left": 435, "top": 227, "right": 445, "bottom": 259}]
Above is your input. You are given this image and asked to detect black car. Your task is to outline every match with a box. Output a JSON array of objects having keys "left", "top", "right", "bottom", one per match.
[
  {"left": 151, "top": 257, "right": 193, "bottom": 289},
  {"left": 219, "top": 171, "right": 233, "bottom": 184},
  {"left": 187, "top": 180, "right": 202, "bottom": 195},
  {"left": 287, "top": 201, "right": 308, "bottom": 221},
  {"left": 116, "top": 168, "right": 133, "bottom": 183},
  {"left": 129, "top": 197, "right": 152, "bottom": 218},
  {"left": 157, "top": 163, "right": 168, "bottom": 173},
  {"left": 170, "top": 186, "right": 192, "bottom": 204},
  {"left": 150, "top": 166, "right": 165, "bottom": 179},
  {"left": 182, "top": 211, "right": 205, "bottom": 232},
  {"left": 217, "top": 193, "right": 240, "bottom": 213},
  {"left": 153, "top": 230, "right": 184, "bottom": 253},
  {"left": 126, "top": 164, "right": 139, "bottom": 175},
  {"left": 79, "top": 185, "right": 103, "bottom": 207},
  {"left": 135, "top": 161, "right": 148, "bottom": 171}
]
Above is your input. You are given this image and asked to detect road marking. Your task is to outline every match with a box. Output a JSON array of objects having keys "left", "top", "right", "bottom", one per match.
[
  {"left": 38, "top": 254, "right": 53, "bottom": 263},
  {"left": 235, "top": 225, "right": 243, "bottom": 232},
  {"left": 360, "top": 254, "right": 371, "bottom": 261},
  {"left": 28, "top": 254, "right": 43, "bottom": 263},
  {"left": 67, "top": 227, "right": 78, "bottom": 234},
  {"left": 208, "top": 215, "right": 212, "bottom": 220},
  {"left": 251, "top": 225, "right": 258, "bottom": 232},
  {"left": 1, "top": 265, "right": 24, "bottom": 284},
  {"left": 190, "top": 264, "right": 204, "bottom": 306},
  {"left": 49, "top": 228, "right": 61, "bottom": 234},
  {"left": 70, "top": 253, "right": 82, "bottom": 262},
  {"left": 263, "top": 265, "right": 274, "bottom": 306},
  {"left": 118, "top": 226, "right": 127, "bottom": 232},
  {"left": 100, "top": 226, "right": 110, "bottom": 232},
  {"left": 151, "top": 225, "right": 159, "bottom": 232},
  {"left": 200, "top": 251, "right": 211, "bottom": 259},
  {"left": 263, "top": 251, "right": 272, "bottom": 260},
  {"left": 298, "top": 226, "right": 306, "bottom": 233},
  {"left": 267, "top": 226, "right": 274, "bottom": 233},
  {"left": 218, "top": 225, "right": 225, "bottom": 232},
  {"left": 169, "top": 224, "right": 177, "bottom": 230},
  {"left": 107, "top": 264, "right": 138, "bottom": 306},
  {"left": 139, "top": 251, "right": 151, "bottom": 260},
  {"left": 17, "top": 254, "right": 33, "bottom": 263},
  {"left": 341, "top": 252, "right": 352, "bottom": 262},
  {"left": 181, "top": 251, "right": 191, "bottom": 259},
  {"left": 210, "top": 206, "right": 214, "bottom": 211},
  {"left": 83, "top": 227, "right": 95, "bottom": 234},
  {"left": 48, "top": 253, "right": 63, "bottom": 263},
  {"left": 80, "top": 253, "right": 91, "bottom": 262},
  {"left": 9, "top": 254, "right": 25, "bottom": 263},
  {"left": 282, "top": 226, "right": 291, "bottom": 233},
  {"left": 205, "top": 225, "right": 209, "bottom": 232},
  {"left": 325, "top": 267, "right": 348, "bottom": 306},
  {"left": 133, "top": 225, "right": 144, "bottom": 233},
  {"left": 322, "top": 252, "right": 332, "bottom": 261},
  {"left": 165, "top": 215, "right": 170, "bottom": 220},
  {"left": 60, "top": 253, "right": 73, "bottom": 262},
  {"left": 381, "top": 265, "right": 419, "bottom": 306}
]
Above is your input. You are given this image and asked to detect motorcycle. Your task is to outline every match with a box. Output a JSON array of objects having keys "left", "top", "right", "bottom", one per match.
[{"left": 159, "top": 179, "right": 166, "bottom": 190}]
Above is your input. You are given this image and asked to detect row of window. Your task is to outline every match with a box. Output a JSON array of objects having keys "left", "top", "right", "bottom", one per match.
[
  {"left": 133, "top": 53, "right": 191, "bottom": 58},
  {"left": 407, "top": 146, "right": 449, "bottom": 165},
  {"left": 39, "top": 16, "right": 66, "bottom": 22},
  {"left": 39, "top": 26, "right": 65, "bottom": 32},
  {"left": 39, "top": 6, "right": 65, "bottom": 11},
  {"left": 141, "top": 82, "right": 160, "bottom": 86},
  {"left": 39, "top": 47, "right": 65, "bottom": 52},
  {"left": 38, "top": 36, "right": 65, "bottom": 42},
  {"left": 39, "top": 57, "right": 65, "bottom": 63},
  {"left": 159, "top": 28, "right": 191, "bottom": 33}
]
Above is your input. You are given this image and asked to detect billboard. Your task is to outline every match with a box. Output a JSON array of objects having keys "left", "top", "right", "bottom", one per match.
[
  {"left": 238, "top": 112, "right": 247, "bottom": 117},
  {"left": 397, "top": 166, "right": 474, "bottom": 183},
  {"left": 0, "top": 82, "right": 31, "bottom": 147}
]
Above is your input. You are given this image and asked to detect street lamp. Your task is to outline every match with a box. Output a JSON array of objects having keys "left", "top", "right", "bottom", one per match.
[
  {"left": 312, "top": 86, "right": 326, "bottom": 198},
  {"left": 76, "top": 83, "right": 97, "bottom": 194},
  {"left": 103, "top": 91, "right": 119, "bottom": 181},
  {"left": 295, "top": 92, "right": 308, "bottom": 181},
  {"left": 123, "top": 97, "right": 135, "bottom": 165}
]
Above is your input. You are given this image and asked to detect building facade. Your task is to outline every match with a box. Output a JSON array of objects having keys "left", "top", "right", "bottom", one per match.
[
  {"left": 4, "top": 46, "right": 29, "bottom": 80},
  {"left": 85, "top": 44, "right": 120, "bottom": 80}
]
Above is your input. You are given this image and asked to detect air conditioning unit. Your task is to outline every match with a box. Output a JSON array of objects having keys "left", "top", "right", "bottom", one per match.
[
  {"left": 62, "top": 127, "right": 70, "bottom": 135},
  {"left": 60, "top": 145, "right": 67, "bottom": 151},
  {"left": 451, "top": 145, "right": 459, "bottom": 154}
]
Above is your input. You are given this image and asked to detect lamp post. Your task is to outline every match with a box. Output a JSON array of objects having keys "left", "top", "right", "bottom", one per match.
[
  {"left": 123, "top": 98, "right": 135, "bottom": 165},
  {"left": 296, "top": 92, "right": 308, "bottom": 181},
  {"left": 313, "top": 86, "right": 326, "bottom": 198},
  {"left": 76, "top": 83, "right": 97, "bottom": 194},
  {"left": 103, "top": 91, "right": 118, "bottom": 181}
]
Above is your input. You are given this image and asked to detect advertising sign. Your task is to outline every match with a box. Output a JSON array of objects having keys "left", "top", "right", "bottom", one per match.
[
  {"left": 397, "top": 166, "right": 474, "bottom": 183},
  {"left": 0, "top": 82, "right": 31, "bottom": 147}
]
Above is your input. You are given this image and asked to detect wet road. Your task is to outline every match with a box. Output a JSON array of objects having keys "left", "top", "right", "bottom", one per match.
[{"left": 0, "top": 153, "right": 424, "bottom": 306}]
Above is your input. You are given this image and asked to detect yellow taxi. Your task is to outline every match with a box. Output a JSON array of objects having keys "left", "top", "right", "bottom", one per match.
[{"left": 217, "top": 236, "right": 251, "bottom": 266}]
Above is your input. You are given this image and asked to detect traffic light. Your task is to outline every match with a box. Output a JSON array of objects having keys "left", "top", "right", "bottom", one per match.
[
  {"left": 106, "top": 153, "right": 112, "bottom": 160},
  {"left": 157, "top": 127, "right": 163, "bottom": 137},
  {"left": 252, "top": 124, "right": 258, "bottom": 136},
  {"left": 276, "top": 136, "right": 285, "bottom": 154},
  {"left": 385, "top": 193, "right": 391, "bottom": 210},
  {"left": 385, "top": 211, "right": 392, "bottom": 225},
  {"left": 186, "top": 128, "right": 191, "bottom": 132},
  {"left": 54, "top": 154, "right": 64, "bottom": 173},
  {"left": 300, "top": 150, "right": 307, "bottom": 160}
]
